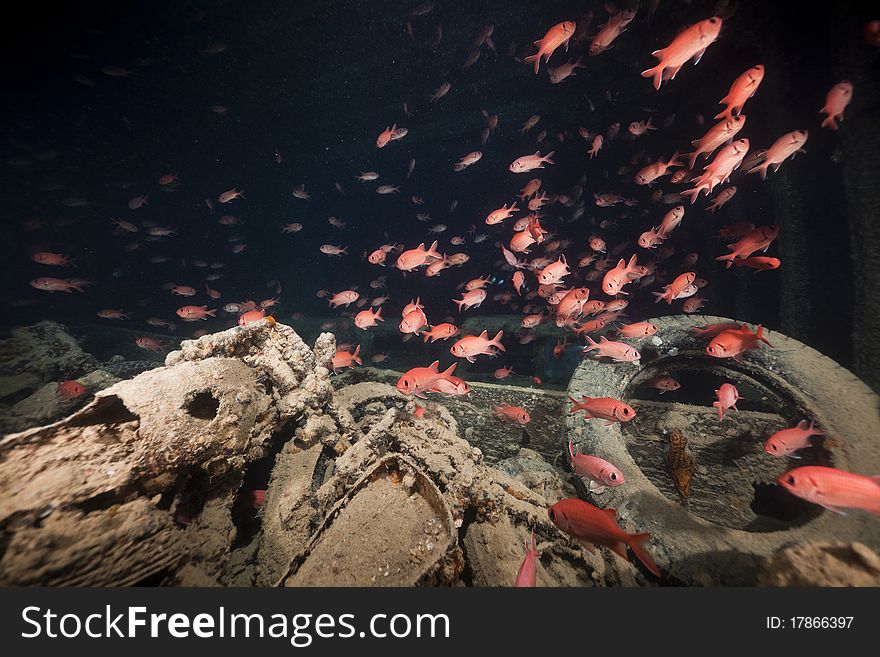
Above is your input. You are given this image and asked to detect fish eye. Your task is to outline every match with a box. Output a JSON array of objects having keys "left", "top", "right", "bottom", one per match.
[
  {"left": 770, "top": 444, "right": 778, "bottom": 452},
  {"left": 709, "top": 17, "right": 718, "bottom": 23},
  {"left": 785, "top": 475, "right": 796, "bottom": 485},
  {"left": 548, "top": 509, "right": 556, "bottom": 521},
  {"left": 610, "top": 473, "right": 618, "bottom": 481}
]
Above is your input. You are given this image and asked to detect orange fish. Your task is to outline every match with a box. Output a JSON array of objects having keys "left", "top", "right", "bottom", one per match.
[
  {"left": 747, "top": 130, "right": 808, "bottom": 179},
  {"left": 716, "top": 65, "right": 764, "bottom": 120},
  {"left": 653, "top": 271, "right": 696, "bottom": 304},
  {"left": 328, "top": 290, "right": 360, "bottom": 308},
  {"left": 30, "top": 277, "right": 87, "bottom": 293},
  {"left": 732, "top": 256, "right": 781, "bottom": 271},
  {"left": 453, "top": 288, "right": 487, "bottom": 311},
  {"left": 354, "top": 307, "right": 383, "bottom": 329},
  {"left": 376, "top": 124, "right": 398, "bottom": 148},
  {"left": 688, "top": 115, "right": 746, "bottom": 170},
  {"left": 494, "top": 404, "right": 531, "bottom": 425},
  {"left": 525, "top": 21, "right": 576, "bottom": 73},
  {"left": 820, "top": 81, "right": 853, "bottom": 130},
  {"left": 715, "top": 225, "right": 780, "bottom": 267},
  {"left": 641, "top": 17, "right": 723, "bottom": 90},
  {"left": 238, "top": 310, "right": 267, "bottom": 325},
  {"left": 590, "top": 8, "right": 636, "bottom": 55},
  {"left": 634, "top": 152, "right": 681, "bottom": 185},
  {"left": 57, "top": 380, "right": 86, "bottom": 399},
  {"left": 450, "top": 330, "right": 505, "bottom": 362},
  {"left": 31, "top": 252, "right": 72, "bottom": 266},
  {"left": 485, "top": 203, "right": 519, "bottom": 225},
  {"left": 396, "top": 360, "right": 457, "bottom": 398},
  {"left": 217, "top": 188, "right": 244, "bottom": 203},
  {"left": 396, "top": 240, "right": 441, "bottom": 271},
  {"left": 616, "top": 321, "right": 658, "bottom": 339},
  {"left": 706, "top": 324, "right": 773, "bottom": 361},
  {"left": 642, "top": 374, "right": 681, "bottom": 393},
  {"left": 135, "top": 337, "right": 167, "bottom": 352},
  {"left": 778, "top": 466, "right": 880, "bottom": 516},
  {"left": 713, "top": 382, "right": 740, "bottom": 421},
  {"left": 568, "top": 395, "right": 636, "bottom": 424},
  {"left": 514, "top": 529, "right": 540, "bottom": 587},
  {"left": 548, "top": 498, "right": 660, "bottom": 576},
  {"left": 601, "top": 254, "right": 638, "bottom": 296},
  {"left": 509, "top": 150, "right": 555, "bottom": 173},
  {"left": 764, "top": 419, "right": 824, "bottom": 458},
  {"left": 176, "top": 305, "right": 216, "bottom": 321},
  {"left": 582, "top": 336, "right": 641, "bottom": 363},
  {"left": 331, "top": 345, "right": 362, "bottom": 372}
]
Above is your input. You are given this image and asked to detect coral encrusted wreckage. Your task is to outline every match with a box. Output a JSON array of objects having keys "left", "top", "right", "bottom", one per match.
[{"left": 0, "top": 320, "right": 632, "bottom": 587}]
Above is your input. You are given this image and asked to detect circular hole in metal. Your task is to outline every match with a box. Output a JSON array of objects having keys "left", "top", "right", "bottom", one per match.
[
  {"left": 186, "top": 391, "right": 220, "bottom": 420},
  {"left": 621, "top": 358, "right": 829, "bottom": 532}
]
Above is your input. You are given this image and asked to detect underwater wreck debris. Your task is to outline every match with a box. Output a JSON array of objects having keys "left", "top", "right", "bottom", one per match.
[
  {"left": 0, "top": 322, "right": 646, "bottom": 587},
  {"left": 759, "top": 542, "right": 880, "bottom": 587},
  {"left": 272, "top": 382, "right": 648, "bottom": 587},
  {"left": 566, "top": 314, "right": 880, "bottom": 585},
  {"left": 0, "top": 320, "right": 347, "bottom": 586},
  {"left": 665, "top": 429, "right": 695, "bottom": 500}
]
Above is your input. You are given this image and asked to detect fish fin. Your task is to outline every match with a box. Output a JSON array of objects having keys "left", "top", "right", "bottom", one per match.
[
  {"left": 577, "top": 540, "right": 596, "bottom": 554},
  {"left": 822, "top": 504, "right": 848, "bottom": 516},
  {"left": 602, "top": 508, "right": 617, "bottom": 520},
  {"left": 610, "top": 542, "right": 629, "bottom": 560},
  {"left": 428, "top": 360, "right": 440, "bottom": 372},
  {"left": 588, "top": 481, "right": 607, "bottom": 494},
  {"left": 627, "top": 532, "right": 661, "bottom": 576},
  {"left": 693, "top": 48, "right": 707, "bottom": 66}
]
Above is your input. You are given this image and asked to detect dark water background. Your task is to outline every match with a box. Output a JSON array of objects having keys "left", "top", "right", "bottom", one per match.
[{"left": 1, "top": 0, "right": 877, "bottom": 385}]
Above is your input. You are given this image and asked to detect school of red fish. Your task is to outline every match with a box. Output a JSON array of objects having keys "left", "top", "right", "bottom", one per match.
[{"left": 26, "top": 3, "right": 878, "bottom": 585}]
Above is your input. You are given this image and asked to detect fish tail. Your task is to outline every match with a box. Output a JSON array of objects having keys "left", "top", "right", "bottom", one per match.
[
  {"left": 747, "top": 162, "right": 769, "bottom": 179},
  {"left": 206, "top": 308, "right": 217, "bottom": 317},
  {"left": 755, "top": 324, "right": 773, "bottom": 347},
  {"left": 714, "top": 105, "right": 731, "bottom": 121},
  {"left": 627, "top": 532, "right": 661, "bottom": 577},
  {"left": 490, "top": 330, "right": 505, "bottom": 351},
  {"left": 640, "top": 64, "right": 663, "bottom": 90},
  {"left": 524, "top": 52, "right": 541, "bottom": 74}
]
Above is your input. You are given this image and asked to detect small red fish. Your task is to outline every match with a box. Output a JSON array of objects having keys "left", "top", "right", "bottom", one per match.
[
  {"left": 778, "top": 466, "right": 880, "bottom": 516},
  {"left": 514, "top": 529, "right": 540, "bottom": 587},
  {"left": 57, "top": 380, "right": 86, "bottom": 399},
  {"left": 493, "top": 405, "right": 531, "bottom": 425},
  {"left": 764, "top": 420, "right": 824, "bottom": 458},
  {"left": 568, "top": 395, "right": 636, "bottom": 424},
  {"left": 548, "top": 498, "right": 660, "bottom": 576}
]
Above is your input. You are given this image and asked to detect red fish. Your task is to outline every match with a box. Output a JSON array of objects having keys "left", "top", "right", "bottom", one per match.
[
  {"left": 568, "top": 395, "right": 636, "bottom": 424},
  {"left": 396, "top": 360, "right": 457, "bottom": 398},
  {"left": 493, "top": 405, "right": 531, "bottom": 425},
  {"left": 57, "top": 380, "right": 86, "bottom": 399},
  {"left": 746, "top": 130, "right": 808, "bottom": 179},
  {"left": 569, "top": 439, "right": 625, "bottom": 492},
  {"left": 778, "top": 466, "right": 880, "bottom": 516},
  {"left": 715, "top": 65, "right": 764, "bottom": 120},
  {"left": 30, "top": 277, "right": 88, "bottom": 293},
  {"left": 582, "top": 336, "right": 641, "bottom": 363},
  {"left": 706, "top": 324, "right": 772, "bottom": 361},
  {"left": 764, "top": 420, "right": 824, "bottom": 458},
  {"left": 177, "top": 305, "right": 216, "bottom": 321},
  {"left": 820, "top": 81, "right": 853, "bottom": 130},
  {"left": 713, "top": 383, "right": 740, "bottom": 421},
  {"left": 525, "top": 21, "right": 576, "bottom": 73},
  {"left": 641, "top": 17, "right": 723, "bottom": 90},
  {"left": 331, "top": 345, "right": 362, "bottom": 372},
  {"left": 450, "top": 330, "right": 505, "bottom": 362},
  {"left": 548, "top": 498, "right": 660, "bottom": 576},
  {"left": 514, "top": 530, "right": 540, "bottom": 587}
]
